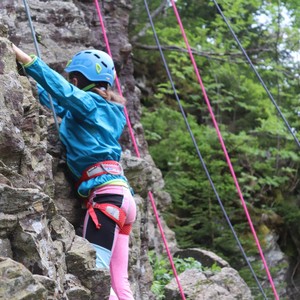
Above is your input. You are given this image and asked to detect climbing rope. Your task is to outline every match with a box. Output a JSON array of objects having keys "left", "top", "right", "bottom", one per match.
[
  {"left": 22, "top": 0, "right": 60, "bottom": 133},
  {"left": 93, "top": 0, "right": 140, "bottom": 158},
  {"left": 93, "top": 1, "right": 186, "bottom": 299},
  {"left": 212, "top": 0, "right": 300, "bottom": 150},
  {"left": 169, "top": 0, "right": 279, "bottom": 299},
  {"left": 143, "top": 1, "right": 267, "bottom": 299}
]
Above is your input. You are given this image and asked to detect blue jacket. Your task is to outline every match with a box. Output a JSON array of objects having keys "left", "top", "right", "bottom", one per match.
[{"left": 24, "top": 56, "right": 128, "bottom": 197}]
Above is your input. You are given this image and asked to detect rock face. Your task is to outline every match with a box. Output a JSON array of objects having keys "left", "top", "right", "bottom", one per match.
[
  {"left": 0, "top": 1, "right": 157, "bottom": 298},
  {"left": 0, "top": 1, "right": 285, "bottom": 300},
  {"left": 165, "top": 267, "right": 253, "bottom": 300},
  {"left": 0, "top": 257, "right": 48, "bottom": 300}
]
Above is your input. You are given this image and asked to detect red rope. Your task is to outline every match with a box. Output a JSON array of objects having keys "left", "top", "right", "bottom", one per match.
[
  {"left": 93, "top": 1, "right": 186, "bottom": 299},
  {"left": 169, "top": 1, "right": 279, "bottom": 299}
]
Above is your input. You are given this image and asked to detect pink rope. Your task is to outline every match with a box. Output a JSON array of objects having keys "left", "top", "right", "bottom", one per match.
[
  {"left": 148, "top": 192, "right": 186, "bottom": 300},
  {"left": 93, "top": 1, "right": 186, "bottom": 299},
  {"left": 170, "top": 1, "right": 279, "bottom": 299},
  {"left": 94, "top": 0, "right": 140, "bottom": 158}
]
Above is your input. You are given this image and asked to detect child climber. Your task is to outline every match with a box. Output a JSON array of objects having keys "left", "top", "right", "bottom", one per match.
[{"left": 12, "top": 43, "right": 136, "bottom": 300}]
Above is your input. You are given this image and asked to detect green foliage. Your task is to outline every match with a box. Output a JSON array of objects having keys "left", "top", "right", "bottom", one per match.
[
  {"left": 142, "top": 102, "right": 299, "bottom": 254},
  {"left": 131, "top": 0, "right": 300, "bottom": 298},
  {"left": 239, "top": 260, "right": 288, "bottom": 299},
  {"left": 148, "top": 250, "right": 220, "bottom": 299}
]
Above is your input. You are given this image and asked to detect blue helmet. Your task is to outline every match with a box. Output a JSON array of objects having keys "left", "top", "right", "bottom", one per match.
[{"left": 65, "top": 49, "right": 115, "bottom": 86}]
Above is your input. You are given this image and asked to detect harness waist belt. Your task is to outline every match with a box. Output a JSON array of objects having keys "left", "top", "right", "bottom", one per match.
[{"left": 76, "top": 160, "right": 123, "bottom": 189}]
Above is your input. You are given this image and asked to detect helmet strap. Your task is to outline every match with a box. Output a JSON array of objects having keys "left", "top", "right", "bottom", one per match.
[{"left": 82, "top": 83, "right": 96, "bottom": 91}]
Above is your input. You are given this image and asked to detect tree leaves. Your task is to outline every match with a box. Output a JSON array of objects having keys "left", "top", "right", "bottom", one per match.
[{"left": 131, "top": 0, "right": 300, "bottom": 296}]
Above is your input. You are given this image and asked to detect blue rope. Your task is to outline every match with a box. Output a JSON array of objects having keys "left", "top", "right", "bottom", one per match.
[{"left": 22, "top": 0, "right": 60, "bottom": 133}]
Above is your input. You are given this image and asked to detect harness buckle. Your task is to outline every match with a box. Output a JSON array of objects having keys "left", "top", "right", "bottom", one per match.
[
  {"left": 87, "top": 165, "right": 105, "bottom": 178},
  {"left": 100, "top": 161, "right": 123, "bottom": 175}
]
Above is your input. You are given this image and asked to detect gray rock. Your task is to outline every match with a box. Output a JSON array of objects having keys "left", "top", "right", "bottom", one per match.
[
  {"left": 165, "top": 267, "right": 253, "bottom": 300},
  {"left": 0, "top": 257, "right": 47, "bottom": 300},
  {"left": 175, "top": 248, "right": 230, "bottom": 268}
]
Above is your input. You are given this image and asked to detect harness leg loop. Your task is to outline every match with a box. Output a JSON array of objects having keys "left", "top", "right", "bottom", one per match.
[{"left": 87, "top": 202, "right": 126, "bottom": 230}]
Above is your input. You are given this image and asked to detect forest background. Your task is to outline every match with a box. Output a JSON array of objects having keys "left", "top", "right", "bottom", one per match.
[{"left": 129, "top": 0, "right": 300, "bottom": 297}]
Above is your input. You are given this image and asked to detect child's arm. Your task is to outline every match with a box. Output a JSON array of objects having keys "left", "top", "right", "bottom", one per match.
[
  {"left": 37, "top": 84, "right": 67, "bottom": 118},
  {"left": 12, "top": 44, "right": 33, "bottom": 65},
  {"left": 12, "top": 44, "right": 66, "bottom": 117}
]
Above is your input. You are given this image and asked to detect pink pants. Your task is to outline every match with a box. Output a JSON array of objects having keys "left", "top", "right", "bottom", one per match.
[{"left": 83, "top": 185, "right": 136, "bottom": 300}]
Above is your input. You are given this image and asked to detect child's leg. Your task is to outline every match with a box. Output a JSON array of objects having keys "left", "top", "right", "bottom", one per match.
[
  {"left": 109, "top": 287, "right": 119, "bottom": 300},
  {"left": 110, "top": 233, "right": 134, "bottom": 300},
  {"left": 83, "top": 194, "right": 123, "bottom": 268},
  {"left": 82, "top": 186, "right": 136, "bottom": 299}
]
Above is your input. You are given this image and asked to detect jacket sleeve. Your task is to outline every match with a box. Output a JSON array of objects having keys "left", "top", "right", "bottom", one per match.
[
  {"left": 37, "top": 84, "right": 67, "bottom": 118},
  {"left": 24, "top": 56, "right": 102, "bottom": 121}
]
